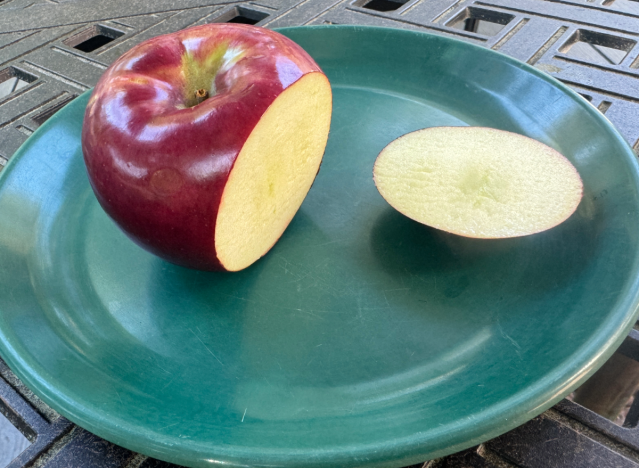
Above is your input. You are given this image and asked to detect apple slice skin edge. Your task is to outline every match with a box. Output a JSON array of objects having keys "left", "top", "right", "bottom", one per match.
[
  {"left": 373, "top": 126, "right": 584, "bottom": 239},
  {"left": 82, "top": 24, "right": 332, "bottom": 271}
]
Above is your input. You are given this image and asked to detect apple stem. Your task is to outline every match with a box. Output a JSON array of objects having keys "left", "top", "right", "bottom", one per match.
[{"left": 195, "top": 88, "right": 209, "bottom": 104}]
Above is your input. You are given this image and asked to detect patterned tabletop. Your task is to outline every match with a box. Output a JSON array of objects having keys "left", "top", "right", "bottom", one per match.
[{"left": 2, "top": 1, "right": 639, "bottom": 467}]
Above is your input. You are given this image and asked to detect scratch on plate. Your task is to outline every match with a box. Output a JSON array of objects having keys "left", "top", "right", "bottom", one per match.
[
  {"left": 219, "top": 292, "right": 255, "bottom": 303},
  {"left": 241, "top": 408, "right": 247, "bottom": 422},
  {"left": 189, "top": 328, "right": 224, "bottom": 366},
  {"left": 498, "top": 323, "right": 522, "bottom": 359},
  {"left": 156, "top": 364, "right": 171, "bottom": 374},
  {"left": 503, "top": 332, "right": 521, "bottom": 351},
  {"left": 159, "top": 422, "right": 180, "bottom": 430},
  {"left": 382, "top": 291, "right": 391, "bottom": 309},
  {"left": 292, "top": 308, "right": 323, "bottom": 320},
  {"left": 315, "top": 240, "right": 340, "bottom": 247},
  {"left": 162, "top": 376, "right": 176, "bottom": 390}
]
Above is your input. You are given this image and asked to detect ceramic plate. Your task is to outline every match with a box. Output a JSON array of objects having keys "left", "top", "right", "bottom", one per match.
[{"left": 1, "top": 25, "right": 639, "bottom": 468}]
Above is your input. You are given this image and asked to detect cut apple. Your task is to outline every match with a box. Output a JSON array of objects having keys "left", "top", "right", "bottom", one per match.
[
  {"left": 215, "top": 72, "right": 333, "bottom": 271},
  {"left": 373, "top": 127, "right": 583, "bottom": 238},
  {"left": 82, "top": 24, "right": 333, "bottom": 271}
]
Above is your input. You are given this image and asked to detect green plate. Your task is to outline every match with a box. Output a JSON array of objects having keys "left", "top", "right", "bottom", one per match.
[{"left": 1, "top": 25, "right": 639, "bottom": 468}]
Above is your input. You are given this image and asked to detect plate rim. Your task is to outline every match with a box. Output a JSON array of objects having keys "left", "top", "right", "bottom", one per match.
[{"left": 1, "top": 24, "right": 639, "bottom": 468}]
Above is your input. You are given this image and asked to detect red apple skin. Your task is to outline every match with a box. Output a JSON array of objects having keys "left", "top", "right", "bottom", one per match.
[{"left": 82, "top": 24, "right": 325, "bottom": 270}]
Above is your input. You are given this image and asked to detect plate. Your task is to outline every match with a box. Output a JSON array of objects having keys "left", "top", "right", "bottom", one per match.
[{"left": 1, "top": 25, "right": 639, "bottom": 468}]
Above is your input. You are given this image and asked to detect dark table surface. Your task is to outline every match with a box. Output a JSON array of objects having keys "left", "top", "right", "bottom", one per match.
[{"left": 2, "top": 0, "right": 639, "bottom": 467}]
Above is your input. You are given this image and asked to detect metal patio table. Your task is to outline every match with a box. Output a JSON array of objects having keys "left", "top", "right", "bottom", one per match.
[{"left": 2, "top": 0, "right": 639, "bottom": 467}]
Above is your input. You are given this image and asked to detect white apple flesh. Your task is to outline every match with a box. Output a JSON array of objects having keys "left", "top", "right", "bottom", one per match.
[
  {"left": 216, "top": 72, "right": 331, "bottom": 271},
  {"left": 373, "top": 127, "right": 584, "bottom": 238}
]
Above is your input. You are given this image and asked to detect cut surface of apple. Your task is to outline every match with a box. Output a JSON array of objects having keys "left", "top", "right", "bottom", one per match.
[
  {"left": 373, "top": 127, "right": 584, "bottom": 238},
  {"left": 215, "top": 72, "right": 332, "bottom": 271}
]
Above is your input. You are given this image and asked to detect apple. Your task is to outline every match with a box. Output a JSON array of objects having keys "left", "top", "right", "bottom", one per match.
[
  {"left": 373, "top": 127, "right": 583, "bottom": 238},
  {"left": 82, "top": 24, "right": 332, "bottom": 271}
]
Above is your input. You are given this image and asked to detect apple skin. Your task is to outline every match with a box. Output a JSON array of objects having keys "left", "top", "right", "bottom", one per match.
[{"left": 82, "top": 24, "right": 325, "bottom": 270}]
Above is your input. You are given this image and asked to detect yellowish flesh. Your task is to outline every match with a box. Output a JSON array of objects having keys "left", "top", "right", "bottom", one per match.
[
  {"left": 215, "top": 72, "right": 332, "bottom": 271},
  {"left": 373, "top": 127, "right": 584, "bottom": 238}
]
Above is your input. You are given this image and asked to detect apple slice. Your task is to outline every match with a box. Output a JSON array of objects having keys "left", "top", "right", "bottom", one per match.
[{"left": 373, "top": 127, "right": 583, "bottom": 238}]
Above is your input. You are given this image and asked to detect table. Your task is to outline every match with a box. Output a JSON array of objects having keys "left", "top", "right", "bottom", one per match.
[{"left": 1, "top": 0, "right": 639, "bottom": 467}]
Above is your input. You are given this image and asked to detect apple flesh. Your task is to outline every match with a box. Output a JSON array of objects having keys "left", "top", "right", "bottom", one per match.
[
  {"left": 82, "top": 24, "right": 332, "bottom": 271},
  {"left": 373, "top": 127, "right": 583, "bottom": 238}
]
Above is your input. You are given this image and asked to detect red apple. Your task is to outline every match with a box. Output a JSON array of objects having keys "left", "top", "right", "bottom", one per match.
[
  {"left": 82, "top": 24, "right": 332, "bottom": 271},
  {"left": 373, "top": 127, "right": 583, "bottom": 238}
]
